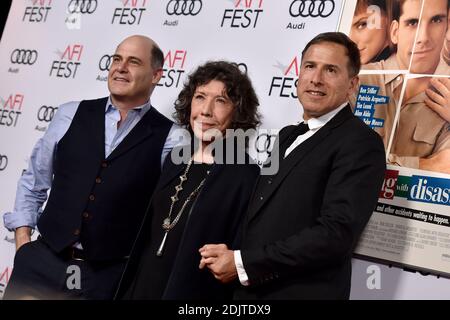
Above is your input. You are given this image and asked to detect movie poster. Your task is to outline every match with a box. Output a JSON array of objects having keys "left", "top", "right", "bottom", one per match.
[{"left": 342, "top": 0, "right": 450, "bottom": 276}]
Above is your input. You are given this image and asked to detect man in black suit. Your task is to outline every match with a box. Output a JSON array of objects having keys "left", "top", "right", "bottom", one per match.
[{"left": 199, "top": 32, "right": 386, "bottom": 299}]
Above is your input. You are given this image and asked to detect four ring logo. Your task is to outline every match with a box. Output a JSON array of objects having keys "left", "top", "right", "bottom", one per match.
[
  {"left": 10, "top": 49, "right": 38, "bottom": 65},
  {"left": 68, "top": 0, "right": 98, "bottom": 14},
  {"left": 37, "top": 105, "right": 58, "bottom": 122},
  {"left": 0, "top": 155, "right": 8, "bottom": 171},
  {"left": 99, "top": 54, "right": 113, "bottom": 71},
  {"left": 236, "top": 63, "right": 248, "bottom": 74},
  {"left": 289, "top": 0, "right": 335, "bottom": 18},
  {"left": 166, "top": 0, "right": 202, "bottom": 16}
]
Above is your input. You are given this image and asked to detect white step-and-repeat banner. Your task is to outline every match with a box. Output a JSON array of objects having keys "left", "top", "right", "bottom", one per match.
[{"left": 1, "top": 0, "right": 450, "bottom": 299}]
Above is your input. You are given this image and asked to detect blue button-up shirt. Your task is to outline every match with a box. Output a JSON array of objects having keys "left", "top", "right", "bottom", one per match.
[{"left": 3, "top": 98, "right": 183, "bottom": 231}]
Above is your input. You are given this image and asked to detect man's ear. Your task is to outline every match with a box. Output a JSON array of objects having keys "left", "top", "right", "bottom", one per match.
[
  {"left": 390, "top": 20, "right": 399, "bottom": 45},
  {"left": 348, "top": 75, "right": 359, "bottom": 96},
  {"left": 152, "top": 68, "right": 163, "bottom": 85}
]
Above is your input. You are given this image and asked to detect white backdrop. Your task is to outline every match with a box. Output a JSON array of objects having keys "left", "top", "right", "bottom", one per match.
[{"left": 1, "top": 0, "right": 450, "bottom": 299}]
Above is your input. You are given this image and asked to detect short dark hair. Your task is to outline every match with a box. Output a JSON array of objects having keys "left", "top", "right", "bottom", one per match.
[
  {"left": 301, "top": 32, "right": 361, "bottom": 77},
  {"left": 173, "top": 61, "right": 261, "bottom": 131},
  {"left": 355, "top": 0, "right": 387, "bottom": 14},
  {"left": 151, "top": 44, "right": 164, "bottom": 70},
  {"left": 392, "top": 0, "right": 407, "bottom": 21},
  {"left": 392, "top": 0, "right": 450, "bottom": 21}
]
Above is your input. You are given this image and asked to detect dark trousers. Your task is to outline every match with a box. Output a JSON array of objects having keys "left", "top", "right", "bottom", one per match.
[{"left": 3, "top": 237, "right": 126, "bottom": 300}]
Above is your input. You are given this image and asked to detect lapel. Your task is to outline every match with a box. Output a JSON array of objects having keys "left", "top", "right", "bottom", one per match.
[
  {"left": 157, "top": 157, "right": 187, "bottom": 190},
  {"left": 247, "top": 105, "right": 354, "bottom": 222},
  {"left": 106, "top": 107, "right": 154, "bottom": 161},
  {"left": 157, "top": 145, "right": 193, "bottom": 190}
]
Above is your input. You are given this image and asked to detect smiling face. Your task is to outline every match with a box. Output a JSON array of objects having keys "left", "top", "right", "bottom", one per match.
[
  {"left": 350, "top": 5, "right": 390, "bottom": 64},
  {"left": 189, "top": 80, "right": 234, "bottom": 145},
  {"left": 391, "top": 0, "right": 420, "bottom": 70},
  {"left": 107, "top": 36, "right": 162, "bottom": 108},
  {"left": 297, "top": 42, "right": 358, "bottom": 120},
  {"left": 410, "top": 0, "right": 448, "bottom": 73},
  {"left": 390, "top": 0, "right": 447, "bottom": 72}
]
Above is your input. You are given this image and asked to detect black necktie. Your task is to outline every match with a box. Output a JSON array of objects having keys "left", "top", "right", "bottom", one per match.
[
  {"left": 265, "top": 122, "right": 310, "bottom": 166},
  {"left": 285, "top": 122, "right": 309, "bottom": 146}
]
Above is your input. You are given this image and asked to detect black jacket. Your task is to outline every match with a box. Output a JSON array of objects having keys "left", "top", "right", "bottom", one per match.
[{"left": 116, "top": 146, "right": 260, "bottom": 299}]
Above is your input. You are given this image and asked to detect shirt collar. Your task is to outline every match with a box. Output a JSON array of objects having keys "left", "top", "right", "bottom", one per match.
[
  {"left": 105, "top": 97, "right": 152, "bottom": 114},
  {"left": 384, "top": 55, "right": 404, "bottom": 85},
  {"left": 363, "top": 54, "right": 404, "bottom": 85},
  {"left": 404, "top": 90, "right": 426, "bottom": 105},
  {"left": 302, "top": 102, "right": 347, "bottom": 130}
]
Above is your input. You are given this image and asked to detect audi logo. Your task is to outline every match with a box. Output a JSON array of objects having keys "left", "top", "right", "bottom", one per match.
[
  {"left": 68, "top": 0, "right": 98, "bottom": 14},
  {"left": 236, "top": 63, "right": 248, "bottom": 74},
  {"left": 0, "top": 155, "right": 8, "bottom": 171},
  {"left": 37, "top": 105, "right": 58, "bottom": 122},
  {"left": 10, "top": 49, "right": 38, "bottom": 65},
  {"left": 166, "top": 0, "right": 202, "bottom": 16},
  {"left": 99, "top": 54, "right": 113, "bottom": 71},
  {"left": 289, "top": 0, "right": 335, "bottom": 18},
  {"left": 4, "top": 234, "right": 15, "bottom": 243}
]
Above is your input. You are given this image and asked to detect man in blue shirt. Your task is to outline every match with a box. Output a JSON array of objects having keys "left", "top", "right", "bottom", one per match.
[{"left": 3, "top": 35, "right": 180, "bottom": 299}]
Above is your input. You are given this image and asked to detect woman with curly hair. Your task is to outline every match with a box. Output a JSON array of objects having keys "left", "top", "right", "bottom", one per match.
[{"left": 116, "top": 61, "right": 261, "bottom": 300}]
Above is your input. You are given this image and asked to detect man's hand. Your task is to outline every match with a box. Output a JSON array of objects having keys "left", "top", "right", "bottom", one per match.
[
  {"left": 425, "top": 78, "right": 450, "bottom": 122},
  {"left": 199, "top": 244, "right": 238, "bottom": 283},
  {"left": 15, "top": 226, "right": 31, "bottom": 251},
  {"left": 419, "top": 149, "right": 450, "bottom": 174}
]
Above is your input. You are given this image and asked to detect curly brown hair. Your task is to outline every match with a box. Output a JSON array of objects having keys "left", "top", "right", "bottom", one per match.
[{"left": 173, "top": 60, "right": 261, "bottom": 131}]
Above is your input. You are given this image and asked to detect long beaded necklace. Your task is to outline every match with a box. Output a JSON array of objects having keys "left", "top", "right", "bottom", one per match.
[{"left": 156, "top": 158, "right": 210, "bottom": 256}]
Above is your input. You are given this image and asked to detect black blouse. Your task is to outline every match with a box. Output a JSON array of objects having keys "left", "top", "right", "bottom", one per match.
[{"left": 124, "top": 162, "right": 211, "bottom": 299}]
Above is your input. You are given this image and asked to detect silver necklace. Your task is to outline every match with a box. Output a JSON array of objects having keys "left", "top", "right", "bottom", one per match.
[{"left": 156, "top": 158, "right": 210, "bottom": 256}]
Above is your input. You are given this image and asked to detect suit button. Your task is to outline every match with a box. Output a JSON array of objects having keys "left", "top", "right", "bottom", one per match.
[
  {"left": 73, "top": 229, "right": 80, "bottom": 236},
  {"left": 82, "top": 212, "right": 90, "bottom": 219},
  {"left": 259, "top": 196, "right": 264, "bottom": 201},
  {"left": 267, "top": 179, "right": 272, "bottom": 184},
  {"left": 89, "top": 194, "right": 95, "bottom": 201},
  {"left": 95, "top": 177, "right": 102, "bottom": 184},
  {"left": 101, "top": 162, "right": 108, "bottom": 168}
]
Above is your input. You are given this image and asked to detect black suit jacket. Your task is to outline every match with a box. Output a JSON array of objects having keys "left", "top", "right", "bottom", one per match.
[{"left": 235, "top": 106, "right": 386, "bottom": 300}]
